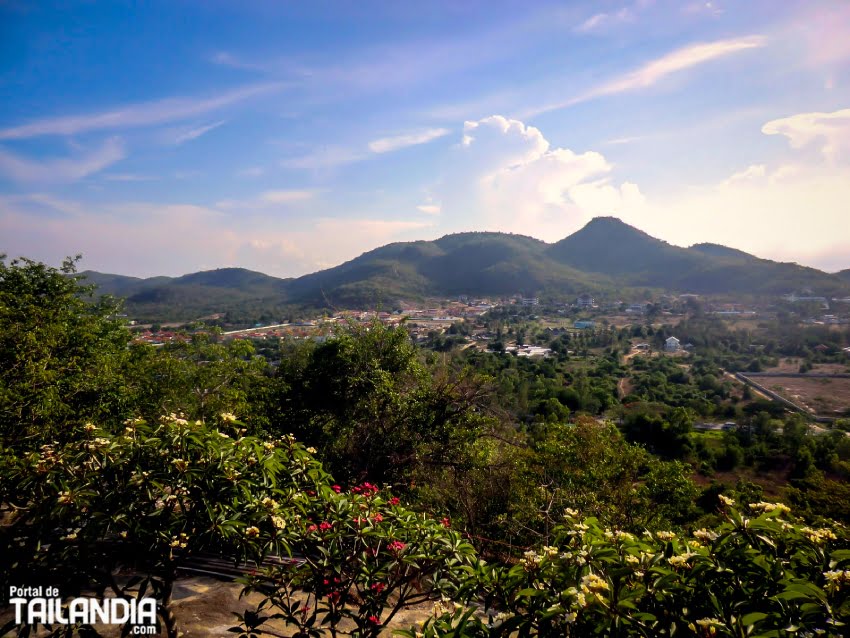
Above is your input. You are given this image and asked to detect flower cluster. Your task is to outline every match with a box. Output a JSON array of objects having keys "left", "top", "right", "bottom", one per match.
[
  {"left": 749, "top": 501, "right": 791, "bottom": 515},
  {"left": 801, "top": 526, "right": 838, "bottom": 544},
  {"left": 351, "top": 481, "right": 379, "bottom": 496},
  {"left": 693, "top": 528, "right": 719, "bottom": 542}
]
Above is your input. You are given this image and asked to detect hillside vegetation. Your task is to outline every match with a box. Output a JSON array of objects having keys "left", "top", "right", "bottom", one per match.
[{"left": 71, "top": 217, "right": 850, "bottom": 320}]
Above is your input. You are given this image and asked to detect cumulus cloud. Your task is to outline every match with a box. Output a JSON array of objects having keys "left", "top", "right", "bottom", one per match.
[
  {"left": 437, "top": 115, "right": 643, "bottom": 239},
  {"left": 434, "top": 114, "right": 848, "bottom": 271},
  {"left": 0, "top": 137, "right": 125, "bottom": 182},
  {"left": 762, "top": 108, "right": 850, "bottom": 161},
  {"left": 618, "top": 161, "right": 850, "bottom": 271},
  {"left": 613, "top": 112, "right": 850, "bottom": 270}
]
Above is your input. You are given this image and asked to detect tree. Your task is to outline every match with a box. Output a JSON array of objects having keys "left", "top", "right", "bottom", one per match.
[
  {"left": 0, "top": 256, "right": 130, "bottom": 448},
  {"left": 124, "top": 333, "right": 271, "bottom": 427},
  {"left": 269, "top": 321, "right": 492, "bottom": 486}
]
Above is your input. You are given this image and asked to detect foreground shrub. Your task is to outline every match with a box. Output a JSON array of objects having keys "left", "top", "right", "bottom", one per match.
[
  {"left": 0, "top": 414, "right": 327, "bottom": 637},
  {"left": 404, "top": 500, "right": 850, "bottom": 637},
  {"left": 233, "top": 483, "right": 477, "bottom": 637}
]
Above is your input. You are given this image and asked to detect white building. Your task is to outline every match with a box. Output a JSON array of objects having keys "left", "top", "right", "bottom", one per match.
[
  {"left": 664, "top": 336, "right": 681, "bottom": 352},
  {"left": 576, "top": 293, "right": 595, "bottom": 308}
]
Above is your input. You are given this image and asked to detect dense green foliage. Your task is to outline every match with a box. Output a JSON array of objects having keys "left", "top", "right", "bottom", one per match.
[
  {"left": 403, "top": 503, "right": 850, "bottom": 637},
  {"left": 3, "top": 256, "right": 850, "bottom": 636},
  {"left": 0, "top": 256, "right": 131, "bottom": 446}
]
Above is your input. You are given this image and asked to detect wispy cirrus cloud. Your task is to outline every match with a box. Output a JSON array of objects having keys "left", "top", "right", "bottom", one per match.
[
  {"left": 283, "top": 127, "right": 451, "bottom": 170},
  {"left": 215, "top": 189, "right": 316, "bottom": 210},
  {"left": 281, "top": 145, "right": 368, "bottom": 170},
  {"left": 0, "top": 137, "right": 125, "bottom": 182},
  {"left": 574, "top": 8, "right": 634, "bottom": 33},
  {"left": 173, "top": 120, "right": 226, "bottom": 145},
  {"left": 368, "top": 128, "right": 451, "bottom": 153},
  {"left": 524, "top": 35, "right": 766, "bottom": 117},
  {"left": 0, "top": 83, "right": 284, "bottom": 140},
  {"left": 102, "top": 173, "right": 157, "bottom": 182}
]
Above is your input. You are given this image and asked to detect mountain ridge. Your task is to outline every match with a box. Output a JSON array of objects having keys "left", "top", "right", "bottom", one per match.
[{"left": 73, "top": 217, "right": 850, "bottom": 319}]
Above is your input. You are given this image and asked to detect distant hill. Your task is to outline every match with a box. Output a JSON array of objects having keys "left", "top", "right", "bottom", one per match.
[
  {"left": 77, "top": 268, "right": 292, "bottom": 323},
  {"left": 689, "top": 243, "right": 757, "bottom": 261},
  {"left": 75, "top": 217, "right": 850, "bottom": 319},
  {"left": 547, "top": 217, "right": 848, "bottom": 295},
  {"left": 285, "top": 232, "right": 608, "bottom": 307}
]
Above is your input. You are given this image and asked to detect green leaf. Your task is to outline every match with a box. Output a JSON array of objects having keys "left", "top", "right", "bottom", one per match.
[{"left": 741, "top": 612, "right": 768, "bottom": 626}]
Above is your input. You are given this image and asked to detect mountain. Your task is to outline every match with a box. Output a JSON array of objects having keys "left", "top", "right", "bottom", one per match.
[
  {"left": 548, "top": 217, "right": 703, "bottom": 282},
  {"left": 77, "top": 268, "right": 292, "bottom": 322},
  {"left": 76, "top": 218, "right": 850, "bottom": 318},
  {"left": 689, "top": 243, "right": 757, "bottom": 261},
  {"left": 547, "top": 217, "right": 848, "bottom": 295},
  {"left": 285, "top": 232, "right": 608, "bottom": 306}
]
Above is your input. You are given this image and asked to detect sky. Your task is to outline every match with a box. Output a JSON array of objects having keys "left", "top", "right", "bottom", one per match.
[{"left": 1, "top": 0, "right": 849, "bottom": 278}]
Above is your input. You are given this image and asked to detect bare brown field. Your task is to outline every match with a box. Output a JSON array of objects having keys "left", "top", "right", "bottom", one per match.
[
  {"left": 759, "top": 376, "right": 850, "bottom": 416},
  {"left": 765, "top": 359, "right": 850, "bottom": 374}
]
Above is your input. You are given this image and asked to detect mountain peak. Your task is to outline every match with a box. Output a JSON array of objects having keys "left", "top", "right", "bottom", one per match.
[
  {"left": 567, "top": 216, "right": 658, "bottom": 242},
  {"left": 547, "top": 216, "right": 697, "bottom": 279}
]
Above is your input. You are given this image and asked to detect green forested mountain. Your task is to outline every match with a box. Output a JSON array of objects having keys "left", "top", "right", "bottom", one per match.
[
  {"left": 285, "top": 232, "right": 609, "bottom": 307},
  {"left": 547, "top": 217, "right": 848, "bottom": 295},
  {"left": 78, "top": 268, "right": 292, "bottom": 322},
  {"left": 77, "top": 218, "right": 850, "bottom": 317}
]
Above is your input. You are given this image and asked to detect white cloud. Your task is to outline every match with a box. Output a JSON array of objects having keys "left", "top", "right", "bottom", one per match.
[
  {"left": 283, "top": 127, "right": 451, "bottom": 170},
  {"left": 0, "top": 195, "right": 433, "bottom": 278},
  {"left": 281, "top": 145, "right": 367, "bottom": 170},
  {"left": 173, "top": 120, "right": 226, "bottom": 145},
  {"left": 417, "top": 204, "right": 441, "bottom": 215},
  {"left": 215, "top": 189, "right": 315, "bottom": 210},
  {"left": 762, "top": 108, "right": 850, "bottom": 161},
  {"left": 592, "top": 35, "right": 766, "bottom": 95},
  {"left": 0, "top": 137, "right": 125, "bottom": 182},
  {"left": 260, "top": 190, "right": 314, "bottom": 204},
  {"left": 575, "top": 8, "right": 634, "bottom": 33},
  {"left": 525, "top": 35, "right": 766, "bottom": 117},
  {"left": 619, "top": 162, "right": 850, "bottom": 271},
  {"left": 368, "top": 128, "right": 451, "bottom": 153},
  {"left": 438, "top": 115, "right": 642, "bottom": 239},
  {"left": 0, "top": 83, "right": 283, "bottom": 140},
  {"left": 432, "top": 114, "right": 848, "bottom": 272},
  {"left": 720, "top": 163, "right": 766, "bottom": 187},
  {"left": 102, "top": 173, "right": 156, "bottom": 182}
]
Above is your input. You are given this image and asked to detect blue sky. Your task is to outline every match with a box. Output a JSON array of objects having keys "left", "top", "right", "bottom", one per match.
[{"left": 1, "top": 0, "right": 849, "bottom": 277}]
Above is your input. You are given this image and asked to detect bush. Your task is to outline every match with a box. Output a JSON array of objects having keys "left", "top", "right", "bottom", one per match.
[
  {"left": 0, "top": 414, "right": 328, "bottom": 637},
  {"left": 234, "top": 483, "right": 477, "bottom": 637},
  {"left": 405, "top": 500, "right": 850, "bottom": 637}
]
